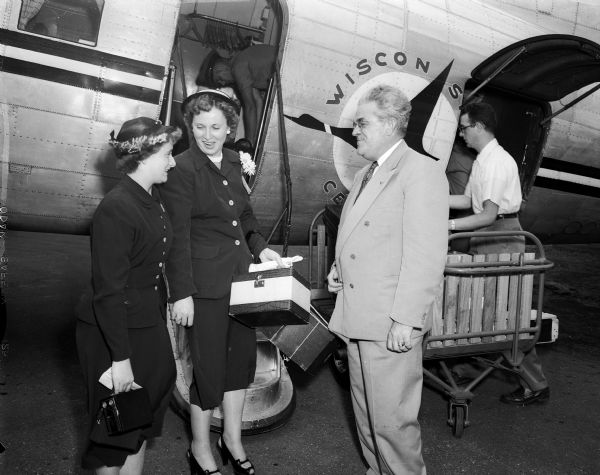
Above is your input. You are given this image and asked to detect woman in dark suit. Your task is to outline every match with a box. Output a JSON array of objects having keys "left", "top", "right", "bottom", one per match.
[
  {"left": 161, "top": 90, "right": 283, "bottom": 475},
  {"left": 76, "top": 117, "right": 181, "bottom": 474}
]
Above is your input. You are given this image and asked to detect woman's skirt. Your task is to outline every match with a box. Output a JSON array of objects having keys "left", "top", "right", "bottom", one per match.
[
  {"left": 76, "top": 320, "right": 176, "bottom": 469},
  {"left": 188, "top": 293, "right": 257, "bottom": 410}
]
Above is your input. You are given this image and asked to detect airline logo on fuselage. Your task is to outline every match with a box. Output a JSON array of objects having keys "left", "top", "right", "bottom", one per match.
[{"left": 285, "top": 54, "right": 463, "bottom": 205}]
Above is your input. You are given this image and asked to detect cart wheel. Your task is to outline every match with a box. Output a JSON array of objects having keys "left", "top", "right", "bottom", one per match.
[{"left": 451, "top": 405, "right": 465, "bottom": 438}]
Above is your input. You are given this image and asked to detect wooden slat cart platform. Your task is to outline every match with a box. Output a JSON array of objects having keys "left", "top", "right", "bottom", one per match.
[{"left": 423, "top": 230, "right": 554, "bottom": 437}]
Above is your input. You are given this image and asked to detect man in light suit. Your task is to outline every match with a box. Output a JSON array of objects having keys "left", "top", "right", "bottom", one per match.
[{"left": 327, "top": 85, "right": 448, "bottom": 474}]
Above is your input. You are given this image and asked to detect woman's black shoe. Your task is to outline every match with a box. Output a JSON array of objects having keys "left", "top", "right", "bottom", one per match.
[
  {"left": 187, "top": 448, "right": 221, "bottom": 475},
  {"left": 217, "top": 437, "right": 255, "bottom": 475}
]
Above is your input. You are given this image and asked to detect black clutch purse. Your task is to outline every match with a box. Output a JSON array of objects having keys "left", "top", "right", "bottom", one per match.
[{"left": 98, "top": 388, "right": 153, "bottom": 435}]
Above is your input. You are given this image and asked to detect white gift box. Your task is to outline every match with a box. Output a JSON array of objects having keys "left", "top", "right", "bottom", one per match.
[{"left": 229, "top": 268, "right": 311, "bottom": 327}]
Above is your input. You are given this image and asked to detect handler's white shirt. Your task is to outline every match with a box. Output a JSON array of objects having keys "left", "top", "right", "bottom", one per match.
[{"left": 464, "top": 139, "right": 522, "bottom": 214}]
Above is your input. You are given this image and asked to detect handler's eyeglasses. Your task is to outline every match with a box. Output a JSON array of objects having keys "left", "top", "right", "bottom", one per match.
[{"left": 458, "top": 123, "right": 476, "bottom": 133}]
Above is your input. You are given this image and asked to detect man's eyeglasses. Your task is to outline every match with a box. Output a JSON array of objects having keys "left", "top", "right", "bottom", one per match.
[{"left": 458, "top": 123, "right": 476, "bottom": 133}]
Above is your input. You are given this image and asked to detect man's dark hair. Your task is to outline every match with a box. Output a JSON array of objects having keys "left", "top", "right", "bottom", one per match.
[{"left": 461, "top": 102, "right": 497, "bottom": 134}]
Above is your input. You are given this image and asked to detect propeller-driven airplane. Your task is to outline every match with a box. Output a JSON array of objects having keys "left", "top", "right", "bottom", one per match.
[{"left": 2, "top": 0, "right": 599, "bottom": 430}]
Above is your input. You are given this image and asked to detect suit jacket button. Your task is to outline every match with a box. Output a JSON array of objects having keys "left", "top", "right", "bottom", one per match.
[
  {"left": 350, "top": 254, "right": 356, "bottom": 259},
  {"left": 235, "top": 240, "right": 240, "bottom": 246},
  {"left": 364, "top": 221, "right": 370, "bottom": 226},
  {"left": 349, "top": 283, "right": 354, "bottom": 289},
  {"left": 229, "top": 200, "right": 234, "bottom": 206},
  {"left": 223, "top": 180, "right": 228, "bottom": 186},
  {"left": 232, "top": 220, "right": 238, "bottom": 226},
  {"left": 154, "top": 286, "right": 158, "bottom": 291}
]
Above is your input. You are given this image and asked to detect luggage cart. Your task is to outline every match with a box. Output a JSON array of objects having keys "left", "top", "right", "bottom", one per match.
[{"left": 423, "top": 230, "right": 553, "bottom": 437}]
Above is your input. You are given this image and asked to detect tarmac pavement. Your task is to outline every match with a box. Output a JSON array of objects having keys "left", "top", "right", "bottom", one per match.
[{"left": 1, "top": 231, "right": 599, "bottom": 474}]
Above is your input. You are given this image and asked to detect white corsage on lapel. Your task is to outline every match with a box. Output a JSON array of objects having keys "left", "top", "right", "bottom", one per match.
[
  {"left": 239, "top": 151, "right": 255, "bottom": 194},
  {"left": 239, "top": 151, "right": 256, "bottom": 176}
]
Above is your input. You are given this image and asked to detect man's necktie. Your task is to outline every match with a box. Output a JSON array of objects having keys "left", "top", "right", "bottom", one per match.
[{"left": 355, "top": 161, "right": 378, "bottom": 203}]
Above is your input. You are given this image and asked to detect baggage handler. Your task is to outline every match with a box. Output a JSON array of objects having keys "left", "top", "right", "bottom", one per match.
[
  {"left": 448, "top": 101, "right": 550, "bottom": 406},
  {"left": 199, "top": 45, "right": 276, "bottom": 151}
]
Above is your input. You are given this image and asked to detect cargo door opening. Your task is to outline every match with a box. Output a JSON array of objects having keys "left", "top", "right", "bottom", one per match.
[{"left": 447, "top": 34, "right": 600, "bottom": 211}]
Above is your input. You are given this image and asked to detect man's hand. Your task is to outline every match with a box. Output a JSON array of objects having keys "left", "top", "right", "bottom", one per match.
[
  {"left": 387, "top": 321, "right": 414, "bottom": 353},
  {"left": 112, "top": 359, "right": 134, "bottom": 393},
  {"left": 259, "top": 248, "right": 286, "bottom": 268},
  {"left": 171, "top": 296, "right": 194, "bottom": 327},
  {"left": 327, "top": 264, "right": 343, "bottom": 294}
]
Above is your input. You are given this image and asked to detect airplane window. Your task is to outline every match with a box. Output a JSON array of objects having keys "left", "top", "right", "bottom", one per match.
[{"left": 18, "top": 0, "right": 104, "bottom": 46}]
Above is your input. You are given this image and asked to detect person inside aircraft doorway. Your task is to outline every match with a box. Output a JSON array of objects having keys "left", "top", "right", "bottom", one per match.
[
  {"left": 448, "top": 101, "right": 550, "bottom": 406},
  {"left": 197, "top": 44, "right": 276, "bottom": 153}
]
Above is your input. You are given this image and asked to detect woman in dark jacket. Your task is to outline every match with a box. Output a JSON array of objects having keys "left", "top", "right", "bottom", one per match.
[
  {"left": 161, "top": 90, "right": 283, "bottom": 475},
  {"left": 76, "top": 117, "right": 181, "bottom": 474}
]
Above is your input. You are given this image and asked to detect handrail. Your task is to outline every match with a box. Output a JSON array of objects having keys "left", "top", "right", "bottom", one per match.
[
  {"left": 158, "top": 63, "right": 176, "bottom": 125},
  {"left": 447, "top": 230, "right": 553, "bottom": 274},
  {"left": 427, "top": 327, "right": 536, "bottom": 342},
  {"left": 307, "top": 209, "right": 326, "bottom": 288},
  {"left": 266, "top": 64, "right": 292, "bottom": 256},
  {"left": 254, "top": 75, "right": 275, "bottom": 159},
  {"left": 184, "top": 13, "right": 265, "bottom": 35},
  {"left": 162, "top": 64, "right": 176, "bottom": 126},
  {"left": 448, "top": 229, "right": 547, "bottom": 257},
  {"left": 445, "top": 261, "right": 553, "bottom": 276}
]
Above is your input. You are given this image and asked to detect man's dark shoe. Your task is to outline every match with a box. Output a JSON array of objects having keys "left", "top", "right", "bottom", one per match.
[{"left": 500, "top": 386, "right": 550, "bottom": 406}]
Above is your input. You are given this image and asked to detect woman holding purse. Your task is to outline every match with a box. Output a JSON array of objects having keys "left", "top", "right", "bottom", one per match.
[{"left": 76, "top": 117, "right": 181, "bottom": 474}]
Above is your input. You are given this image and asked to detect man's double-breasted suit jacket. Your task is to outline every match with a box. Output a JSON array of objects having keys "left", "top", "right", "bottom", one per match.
[{"left": 329, "top": 141, "right": 449, "bottom": 341}]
